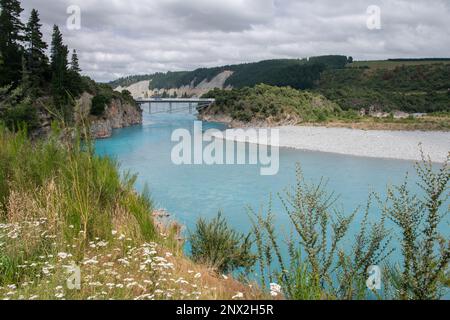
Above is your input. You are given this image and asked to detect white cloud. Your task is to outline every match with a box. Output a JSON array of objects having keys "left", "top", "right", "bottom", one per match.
[{"left": 20, "top": 0, "right": 450, "bottom": 82}]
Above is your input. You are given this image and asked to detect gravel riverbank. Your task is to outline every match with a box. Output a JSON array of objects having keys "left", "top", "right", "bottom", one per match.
[{"left": 212, "top": 125, "right": 450, "bottom": 163}]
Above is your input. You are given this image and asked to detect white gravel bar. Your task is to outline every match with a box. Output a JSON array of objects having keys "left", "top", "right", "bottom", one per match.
[{"left": 214, "top": 126, "right": 450, "bottom": 163}]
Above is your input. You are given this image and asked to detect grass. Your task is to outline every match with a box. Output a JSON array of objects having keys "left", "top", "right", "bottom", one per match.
[
  {"left": 0, "top": 120, "right": 447, "bottom": 300},
  {"left": 304, "top": 114, "right": 450, "bottom": 131},
  {"left": 349, "top": 60, "right": 450, "bottom": 70},
  {"left": 0, "top": 125, "right": 266, "bottom": 300}
]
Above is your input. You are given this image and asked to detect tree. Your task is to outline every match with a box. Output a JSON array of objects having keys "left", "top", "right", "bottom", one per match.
[
  {"left": 50, "top": 25, "right": 70, "bottom": 119},
  {"left": 68, "top": 49, "right": 82, "bottom": 96},
  {"left": 0, "top": 0, "right": 25, "bottom": 87},
  {"left": 70, "top": 49, "right": 81, "bottom": 73},
  {"left": 20, "top": 55, "right": 30, "bottom": 90},
  {"left": 24, "top": 9, "right": 49, "bottom": 93}
]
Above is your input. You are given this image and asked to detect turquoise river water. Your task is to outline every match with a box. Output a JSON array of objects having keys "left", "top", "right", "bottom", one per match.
[{"left": 95, "top": 111, "right": 448, "bottom": 282}]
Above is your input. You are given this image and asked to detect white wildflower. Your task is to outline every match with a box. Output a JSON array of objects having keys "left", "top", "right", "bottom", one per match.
[
  {"left": 58, "top": 252, "right": 68, "bottom": 259},
  {"left": 232, "top": 292, "right": 244, "bottom": 300},
  {"left": 270, "top": 283, "right": 282, "bottom": 297}
]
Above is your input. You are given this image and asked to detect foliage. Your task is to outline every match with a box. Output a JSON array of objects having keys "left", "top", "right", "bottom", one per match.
[
  {"left": 110, "top": 56, "right": 351, "bottom": 91},
  {"left": 111, "top": 57, "right": 450, "bottom": 115},
  {"left": 0, "top": 85, "right": 39, "bottom": 131},
  {"left": 0, "top": 126, "right": 265, "bottom": 300},
  {"left": 249, "top": 166, "right": 392, "bottom": 300},
  {"left": 202, "top": 84, "right": 340, "bottom": 123},
  {"left": 318, "top": 64, "right": 450, "bottom": 113},
  {"left": 91, "top": 93, "right": 111, "bottom": 116},
  {"left": 189, "top": 212, "right": 256, "bottom": 274},
  {"left": 249, "top": 158, "right": 449, "bottom": 300},
  {"left": 0, "top": 0, "right": 25, "bottom": 87},
  {"left": 381, "top": 153, "right": 450, "bottom": 300},
  {"left": 24, "top": 9, "right": 49, "bottom": 94},
  {"left": 0, "top": 124, "right": 157, "bottom": 280},
  {"left": 67, "top": 49, "right": 83, "bottom": 96},
  {"left": 1, "top": 1, "right": 85, "bottom": 131},
  {"left": 50, "top": 25, "right": 71, "bottom": 119},
  {"left": 84, "top": 82, "right": 137, "bottom": 117},
  {"left": 308, "top": 55, "right": 349, "bottom": 69}
]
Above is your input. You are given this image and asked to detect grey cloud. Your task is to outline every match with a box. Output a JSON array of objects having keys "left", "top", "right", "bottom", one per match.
[{"left": 20, "top": 0, "right": 450, "bottom": 82}]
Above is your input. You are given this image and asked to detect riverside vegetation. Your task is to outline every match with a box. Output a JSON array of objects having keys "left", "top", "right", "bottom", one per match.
[
  {"left": 1, "top": 0, "right": 449, "bottom": 301},
  {"left": 1, "top": 124, "right": 447, "bottom": 300},
  {"left": 201, "top": 84, "right": 450, "bottom": 130},
  {"left": 0, "top": 125, "right": 266, "bottom": 300}
]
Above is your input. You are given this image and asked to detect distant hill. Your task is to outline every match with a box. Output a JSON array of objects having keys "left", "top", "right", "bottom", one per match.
[
  {"left": 318, "top": 63, "right": 450, "bottom": 113},
  {"left": 111, "top": 56, "right": 450, "bottom": 113},
  {"left": 109, "top": 55, "right": 350, "bottom": 95}
]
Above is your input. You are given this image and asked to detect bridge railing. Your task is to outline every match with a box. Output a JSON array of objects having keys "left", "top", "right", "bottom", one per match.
[{"left": 135, "top": 98, "right": 215, "bottom": 103}]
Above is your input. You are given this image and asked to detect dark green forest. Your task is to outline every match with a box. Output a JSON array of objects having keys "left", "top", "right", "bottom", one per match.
[{"left": 0, "top": 0, "right": 132, "bottom": 132}]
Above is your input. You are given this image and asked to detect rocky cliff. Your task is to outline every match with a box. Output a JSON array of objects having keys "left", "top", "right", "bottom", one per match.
[
  {"left": 115, "top": 71, "right": 233, "bottom": 99},
  {"left": 75, "top": 92, "right": 142, "bottom": 139}
]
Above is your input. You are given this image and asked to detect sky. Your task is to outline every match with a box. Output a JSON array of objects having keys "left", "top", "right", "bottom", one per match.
[{"left": 21, "top": 0, "right": 450, "bottom": 82}]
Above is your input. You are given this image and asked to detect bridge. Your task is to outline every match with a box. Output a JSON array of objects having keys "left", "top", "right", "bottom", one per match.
[{"left": 135, "top": 98, "right": 215, "bottom": 114}]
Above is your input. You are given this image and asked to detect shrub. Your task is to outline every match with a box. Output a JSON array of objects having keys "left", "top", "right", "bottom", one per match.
[
  {"left": 250, "top": 157, "right": 449, "bottom": 300},
  {"left": 382, "top": 152, "right": 450, "bottom": 300},
  {"left": 249, "top": 165, "right": 392, "bottom": 300},
  {"left": 91, "top": 94, "right": 111, "bottom": 116},
  {"left": 3, "top": 102, "right": 39, "bottom": 132},
  {"left": 189, "top": 212, "right": 256, "bottom": 274},
  {"left": 202, "top": 84, "right": 339, "bottom": 124}
]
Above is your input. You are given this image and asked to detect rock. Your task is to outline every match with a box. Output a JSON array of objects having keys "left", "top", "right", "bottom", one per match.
[
  {"left": 74, "top": 94, "right": 143, "bottom": 139},
  {"left": 115, "top": 71, "right": 234, "bottom": 99},
  {"left": 393, "top": 111, "right": 410, "bottom": 119}
]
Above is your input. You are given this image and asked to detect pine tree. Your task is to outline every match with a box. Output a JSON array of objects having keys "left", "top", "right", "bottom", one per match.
[
  {"left": 24, "top": 9, "right": 49, "bottom": 92},
  {"left": 50, "top": 25, "right": 70, "bottom": 119},
  {"left": 70, "top": 49, "right": 81, "bottom": 73},
  {"left": 68, "top": 49, "right": 82, "bottom": 96},
  {"left": 0, "top": 0, "right": 25, "bottom": 87},
  {"left": 21, "top": 55, "right": 30, "bottom": 90}
]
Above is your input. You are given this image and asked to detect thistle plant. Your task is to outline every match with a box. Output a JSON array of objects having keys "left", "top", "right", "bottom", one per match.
[
  {"left": 382, "top": 152, "right": 449, "bottom": 300},
  {"left": 249, "top": 165, "right": 392, "bottom": 300}
]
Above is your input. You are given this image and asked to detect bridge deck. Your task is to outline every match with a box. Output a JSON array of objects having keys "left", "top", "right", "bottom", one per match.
[
  {"left": 135, "top": 98, "right": 215, "bottom": 104},
  {"left": 135, "top": 98, "right": 214, "bottom": 114}
]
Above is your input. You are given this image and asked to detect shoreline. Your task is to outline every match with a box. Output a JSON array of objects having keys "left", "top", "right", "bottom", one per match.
[{"left": 210, "top": 124, "right": 450, "bottom": 163}]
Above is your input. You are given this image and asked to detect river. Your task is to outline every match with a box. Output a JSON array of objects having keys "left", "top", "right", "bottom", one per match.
[{"left": 95, "top": 111, "right": 448, "bottom": 285}]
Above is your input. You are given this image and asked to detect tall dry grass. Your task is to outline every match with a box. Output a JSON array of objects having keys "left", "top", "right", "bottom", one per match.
[{"left": 0, "top": 125, "right": 263, "bottom": 300}]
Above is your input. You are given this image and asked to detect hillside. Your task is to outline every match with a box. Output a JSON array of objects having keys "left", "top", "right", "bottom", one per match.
[
  {"left": 110, "top": 55, "right": 349, "bottom": 98},
  {"left": 201, "top": 83, "right": 450, "bottom": 131},
  {"left": 112, "top": 57, "right": 450, "bottom": 115},
  {"left": 200, "top": 84, "right": 341, "bottom": 127},
  {"left": 318, "top": 63, "right": 450, "bottom": 113}
]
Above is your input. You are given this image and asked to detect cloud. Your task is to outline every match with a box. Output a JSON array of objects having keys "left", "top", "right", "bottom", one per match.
[{"left": 20, "top": 0, "right": 450, "bottom": 82}]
